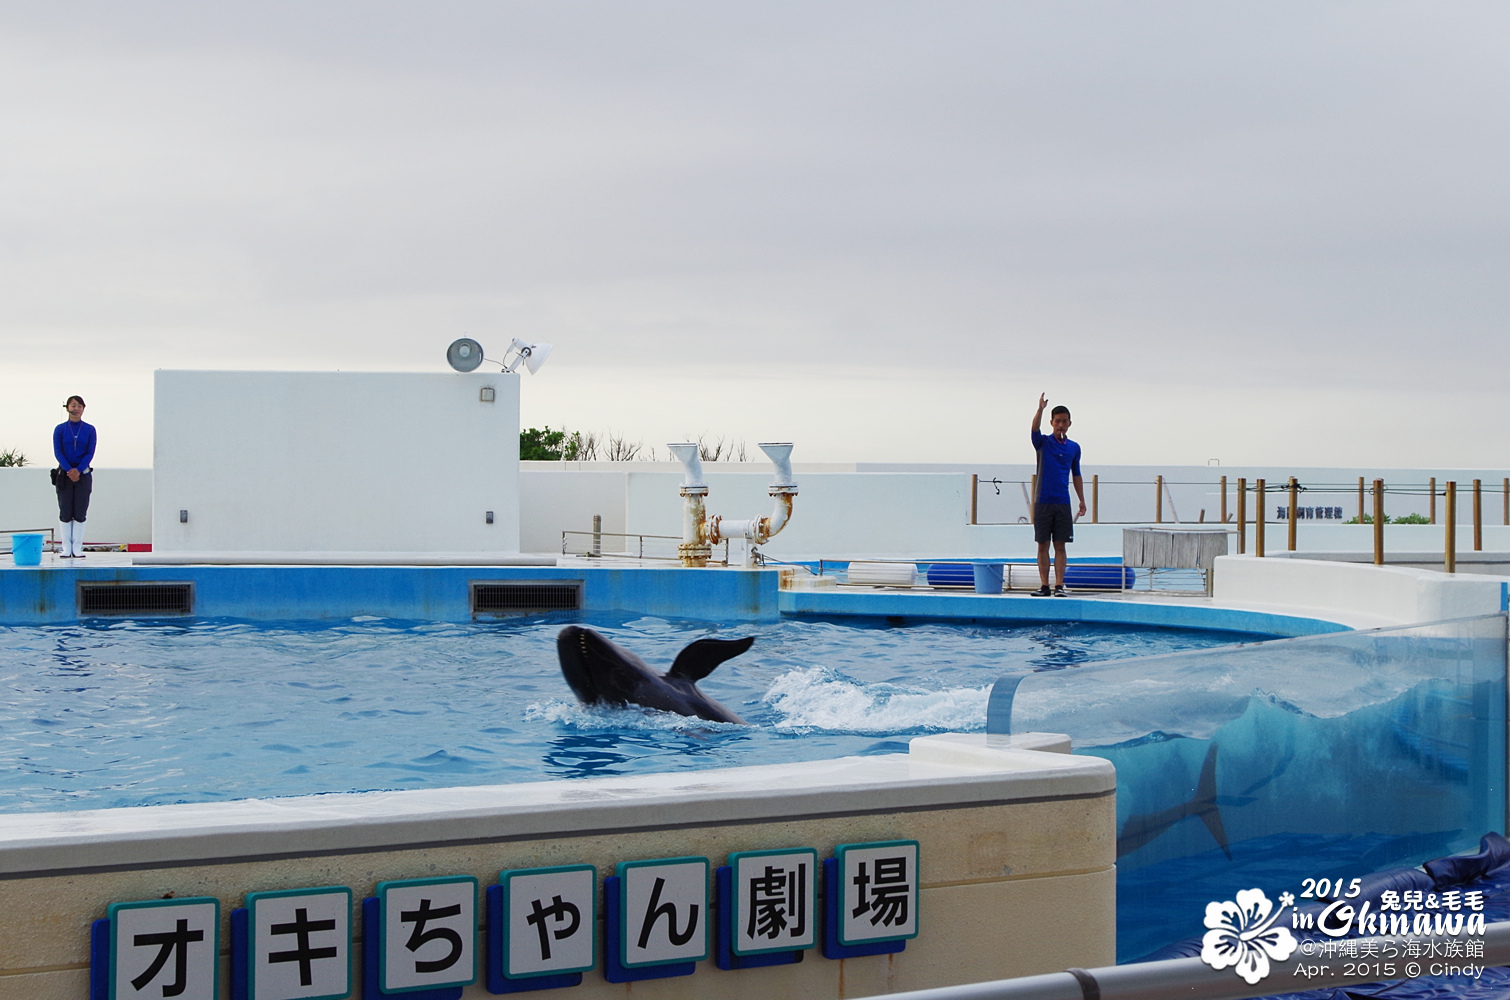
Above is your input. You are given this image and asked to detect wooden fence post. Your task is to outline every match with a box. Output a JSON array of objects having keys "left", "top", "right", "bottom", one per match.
[
  {"left": 1255, "top": 479, "right": 1266, "bottom": 557},
  {"left": 1236, "top": 478, "right": 1247, "bottom": 554},
  {"left": 1445, "top": 481, "right": 1457, "bottom": 573},
  {"left": 1287, "top": 477, "right": 1298, "bottom": 552}
]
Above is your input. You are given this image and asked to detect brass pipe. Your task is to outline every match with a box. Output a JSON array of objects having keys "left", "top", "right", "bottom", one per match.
[
  {"left": 1155, "top": 475, "right": 1163, "bottom": 523},
  {"left": 1474, "top": 479, "right": 1483, "bottom": 552},
  {"left": 1287, "top": 477, "right": 1298, "bottom": 551},
  {"left": 1255, "top": 479, "right": 1266, "bottom": 557},
  {"left": 1220, "top": 475, "right": 1227, "bottom": 524},
  {"left": 1430, "top": 477, "right": 1436, "bottom": 524},
  {"left": 1446, "top": 481, "right": 1457, "bottom": 573},
  {"left": 1092, "top": 474, "right": 1099, "bottom": 524},
  {"left": 1357, "top": 476, "right": 1365, "bottom": 523},
  {"left": 1373, "top": 479, "right": 1384, "bottom": 565},
  {"left": 970, "top": 474, "right": 978, "bottom": 526}
]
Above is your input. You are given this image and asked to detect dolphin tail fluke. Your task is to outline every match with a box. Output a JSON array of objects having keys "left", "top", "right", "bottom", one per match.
[
  {"left": 669, "top": 636, "right": 756, "bottom": 681},
  {"left": 1195, "top": 742, "right": 1232, "bottom": 861}
]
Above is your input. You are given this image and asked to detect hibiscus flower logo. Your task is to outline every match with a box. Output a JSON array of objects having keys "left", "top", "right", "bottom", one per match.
[{"left": 1200, "top": 888, "right": 1297, "bottom": 984}]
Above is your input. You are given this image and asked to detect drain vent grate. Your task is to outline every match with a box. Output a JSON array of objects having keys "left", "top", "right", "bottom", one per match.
[
  {"left": 470, "top": 581, "right": 582, "bottom": 615},
  {"left": 78, "top": 582, "right": 194, "bottom": 616}
]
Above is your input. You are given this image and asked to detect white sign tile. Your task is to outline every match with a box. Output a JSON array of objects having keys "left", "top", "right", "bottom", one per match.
[
  {"left": 838, "top": 841, "right": 920, "bottom": 945},
  {"left": 502, "top": 866, "right": 596, "bottom": 978},
  {"left": 110, "top": 898, "right": 220, "bottom": 1000},
  {"left": 618, "top": 858, "right": 709, "bottom": 967},
  {"left": 730, "top": 850, "right": 816, "bottom": 955},
  {"left": 379, "top": 877, "right": 477, "bottom": 992},
  {"left": 248, "top": 888, "right": 351, "bottom": 1000}
]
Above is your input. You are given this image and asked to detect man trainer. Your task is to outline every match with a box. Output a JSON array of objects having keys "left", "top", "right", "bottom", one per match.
[{"left": 1030, "top": 394, "right": 1085, "bottom": 596}]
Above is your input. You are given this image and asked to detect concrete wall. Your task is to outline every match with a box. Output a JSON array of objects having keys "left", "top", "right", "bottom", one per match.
[
  {"left": 153, "top": 371, "right": 520, "bottom": 554},
  {"left": 519, "top": 465, "right": 629, "bottom": 554},
  {"left": 0, "top": 735, "right": 1115, "bottom": 1000},
  {"left": 0, "top": 467, "right": 152, "bottom": 546},
  {"left": 19, "top": 454, "right": 1510, "bottom": 563}
]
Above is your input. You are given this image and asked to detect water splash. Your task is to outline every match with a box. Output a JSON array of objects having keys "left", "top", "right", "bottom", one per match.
[{"left": 762, "top": 667, "right": 991, "bottom": 733}]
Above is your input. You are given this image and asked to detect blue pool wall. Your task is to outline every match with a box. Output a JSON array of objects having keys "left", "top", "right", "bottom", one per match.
[
  {"left": 0, "top": 562, "right": 1358, "bottom": 636},
  {"left": 778, "top": 589, "right": 1346, "bottom": 637},
  {"left": 0, "top": 565, "right": 781, "bottom": 624}
]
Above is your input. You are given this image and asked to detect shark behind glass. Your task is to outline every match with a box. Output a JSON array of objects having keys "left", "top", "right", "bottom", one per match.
[{"left": 555, "top": 625, "right": 752, "bottom": 724}]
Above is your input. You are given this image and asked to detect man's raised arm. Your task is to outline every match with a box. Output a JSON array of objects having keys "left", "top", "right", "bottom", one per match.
[{"left": 1032, "top": 393, "right": 1047, "bottom": 435}]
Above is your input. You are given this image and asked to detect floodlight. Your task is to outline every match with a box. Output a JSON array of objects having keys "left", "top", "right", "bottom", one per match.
[
  {"left": 446, "top": 338, "right": 485, "bottom": 372},
  {"left": 502, "top": 338, "right": 553, "bottom": 375}
]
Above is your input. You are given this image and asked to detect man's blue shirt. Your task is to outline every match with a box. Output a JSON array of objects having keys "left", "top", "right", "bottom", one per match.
[{"left": 1031, "top": 429, "right": 1081, "bottom": 504}]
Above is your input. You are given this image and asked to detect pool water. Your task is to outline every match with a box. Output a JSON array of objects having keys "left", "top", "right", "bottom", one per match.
[{"left": 0, "top": 613, "right": 1252, "bottom": 812}]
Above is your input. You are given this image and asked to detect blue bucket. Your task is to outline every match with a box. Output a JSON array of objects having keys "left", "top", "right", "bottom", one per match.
[
  {"left": 971, "top": 562, "right": 1004, "bottom": 594},
  {"left": 11, "top": 533, "right": 43, "bottom": 567}
]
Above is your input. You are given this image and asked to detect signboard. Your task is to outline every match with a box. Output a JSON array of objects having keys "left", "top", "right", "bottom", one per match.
[
  {"left": 96, "top": 840, "right": 925, "bottom": 992},
  {"left": 245, "top": 887, "right": 351, "bottom": 1000},
  {"left": 376, "top": 877, "right": 477, "bottom": 993},
  {"left": 109, "top": 898, "right": 220, "bottom": 1000},
  {"left": 728, "top": 849, "right": 816, "bottom": 956},
  {"left": 615, "top": 857, "right": 709, "bottom": 968},
  {"left": 498, "top": 866, "right": 596, "bottom": 979},
  {"left": 836, "top": 840, "right": 920, "bottom": 946}
]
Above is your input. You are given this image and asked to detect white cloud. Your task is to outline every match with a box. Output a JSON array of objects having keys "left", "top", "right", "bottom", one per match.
[{"left": 1, "top": 2, "right": 1507, "bottom": 468}]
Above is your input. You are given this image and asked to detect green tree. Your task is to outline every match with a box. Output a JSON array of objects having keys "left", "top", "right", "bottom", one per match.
[
  {"left": 0, "top": 448, "right": 27, "bottom": 467},
  {"left": 519, "top": 427, "right": 566, "bottom": 461}
]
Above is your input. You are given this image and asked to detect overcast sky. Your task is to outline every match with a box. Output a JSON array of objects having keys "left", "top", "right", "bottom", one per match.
[{"left": 2, "top": 2, "right": 1507, "bottom": 469}]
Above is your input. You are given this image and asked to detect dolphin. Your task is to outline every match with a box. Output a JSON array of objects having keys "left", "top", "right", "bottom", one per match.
[
  {"left": 555, "top": 625, "right": 753, "bottom": 724},
  {"left": 1116, "top": 742, "right": 1247, "bottom": 861}
]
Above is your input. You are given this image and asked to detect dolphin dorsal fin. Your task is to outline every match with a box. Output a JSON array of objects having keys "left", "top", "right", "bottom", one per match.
[{"left": 669, "top": 636, "right": 755, "bottom": 682}]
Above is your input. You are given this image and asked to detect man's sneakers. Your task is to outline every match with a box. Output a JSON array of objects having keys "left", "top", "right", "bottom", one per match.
[
  {"left": 1031, "top": 585, "right": 1071, "bottom": 597},
  {"left": 1053, "top": 586, "right": 1068, "bottom": 597}
]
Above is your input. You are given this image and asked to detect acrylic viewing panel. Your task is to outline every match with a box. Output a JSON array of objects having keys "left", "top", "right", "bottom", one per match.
[{"left": 987, "top": 613, "right": 1508, "bottom": 961}]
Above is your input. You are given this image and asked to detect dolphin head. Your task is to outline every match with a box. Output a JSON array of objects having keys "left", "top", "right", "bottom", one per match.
[{"left": 556, "top": 624, "right": 655, "bottom": 707}]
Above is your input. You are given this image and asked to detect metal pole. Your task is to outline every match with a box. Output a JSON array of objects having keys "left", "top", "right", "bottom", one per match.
[
  {"left": 1445, "top": 480, "right": 1457, "bottom": 573},
  {"left": 1235, "top": 477, "right": 1246, "bottom": 554},
  {"left": 1504, "top": 477, "right": 1509, "bottom": 526},
  {"left": 1155, "top": 475, "right": 1163, "bottom": 523},
  {"left": 1029, "top": 475, "right": 1038, "bottom": 523},
  {"left": 1357, "top": 476, "right": 1364, "bottom": 523},
  {"left": 1373, "top": 479, "right": 1384, "bottom": 565},
  {"left": 1091, "top": 474, "right": 1099, "bottom": 524},
  {"left": 1255, "top": 479, "right": 1265, "bottom": 557},
  {"left": 1287, "top": 477, "right": 1298, "bottom": 551},
  {"left": 1219, "top": 475, "right": 1227, "bottom": 523},
  {"left": 1430, "top": 476, "right": 1436, "bottom": 524},
  {"left": 847, "top": 921, "right": 1510, "bottom": 1000},
  {"left": 1474, "top": 478, "right": 1483, "bottom": 551},
  {"left": 592, "top": 514, "right": 602, "bottom": 557},
  {"left": 970, "top": 475, "right": 978, "bottom": 526}
]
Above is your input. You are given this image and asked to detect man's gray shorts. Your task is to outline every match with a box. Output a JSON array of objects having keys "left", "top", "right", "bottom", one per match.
[{"left": 1034, "top": 503, "right": 1074, "bottom": 544}]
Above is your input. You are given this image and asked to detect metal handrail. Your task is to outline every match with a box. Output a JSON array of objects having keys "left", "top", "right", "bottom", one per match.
[
  {"left": 850, "top": 920, "right": 1510, "bottom": 1000},
  {"left": 559, "top": 530, "right": 730, "bottom": 565},
  {"left": 0, "top": 526, "right": 58, "bottom": 552}
]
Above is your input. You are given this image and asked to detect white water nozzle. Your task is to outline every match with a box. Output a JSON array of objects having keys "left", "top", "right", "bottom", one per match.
[
  {"left": 667, "top": 443, "right": 707, "bottom": 489},
  {"left": 758, "top": 442, "right": 796, "bottom": 490}
]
